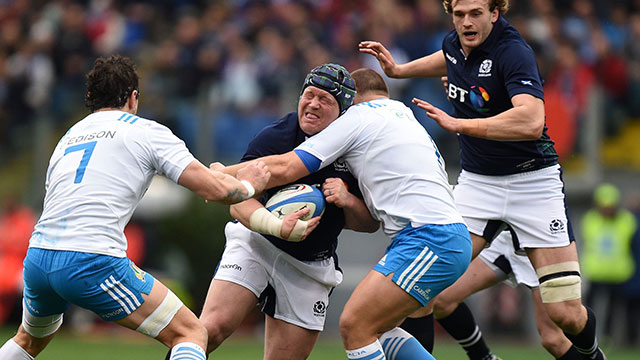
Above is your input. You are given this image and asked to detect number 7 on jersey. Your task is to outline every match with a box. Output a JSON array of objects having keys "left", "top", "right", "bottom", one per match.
[{"left": 64, "top": 141, "right": 97, "bottom": 183}]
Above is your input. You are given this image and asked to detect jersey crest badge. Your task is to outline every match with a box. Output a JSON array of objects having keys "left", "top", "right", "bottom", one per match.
[
  {"left": 333, "top": 158, "right": 349, "bottom": 172},
  {"left": 478, "top": 59, "right": 492, "bottom": 77},
  {"left": 130, "top": 261, "right": 147, "bottom": 282}
]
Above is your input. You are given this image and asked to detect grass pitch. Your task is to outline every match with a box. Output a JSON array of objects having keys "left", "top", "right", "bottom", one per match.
[{"left": 1, "top": 326, "right": 637, "bottom": 359}]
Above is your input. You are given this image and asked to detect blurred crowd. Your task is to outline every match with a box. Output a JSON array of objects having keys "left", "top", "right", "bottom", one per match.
[
  {"left": 1, "top": 0, "right": 640, "bottom": 165},
  {"left": 2, "top": 0, "right": 640, "bottom": 343}
]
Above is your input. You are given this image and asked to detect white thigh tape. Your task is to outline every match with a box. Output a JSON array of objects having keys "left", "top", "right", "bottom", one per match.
[
  {"left": 136, "top": 290, "right": 183, "bottom": 338},
  {"left": 22, "top": 306, "right": 63, "bottom": 338},
  {"left": 536, "top": 261, "right": 582, "bottom": 303}
]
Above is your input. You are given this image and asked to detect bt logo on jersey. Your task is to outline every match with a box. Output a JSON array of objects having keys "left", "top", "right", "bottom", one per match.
[
  {"left": 449, "top": 83, "right": 491, "bottom": 112},
  {"left": 448, "top": 83, "right": 469, "bottom": 103}
]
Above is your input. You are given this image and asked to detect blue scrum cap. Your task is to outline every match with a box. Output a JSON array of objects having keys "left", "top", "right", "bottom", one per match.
[{"left": 301, "top": 63, "right": 356, "bottom": 115}]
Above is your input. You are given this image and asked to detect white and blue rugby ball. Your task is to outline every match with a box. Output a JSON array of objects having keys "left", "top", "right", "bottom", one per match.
[{"left": 265, "top": 184, "right": 325, "bottom": 220}]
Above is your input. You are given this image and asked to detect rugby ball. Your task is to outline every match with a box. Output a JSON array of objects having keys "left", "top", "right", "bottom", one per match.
[{"left": 265, "top": 184, "right": 325, "bottom": 220}]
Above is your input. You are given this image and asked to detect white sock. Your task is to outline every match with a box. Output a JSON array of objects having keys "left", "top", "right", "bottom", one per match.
[
  {"left": 379, "top": 327, "right": 435, "bottom": 360},
  {"left": 169, "top": 342, "right": 206, "bottom": 360},
  {"left": 346, "top": 339, "right": 386, "bottom": 360},
  {"left": 0, "top": 339, "right": 34, "bottom": 360}
]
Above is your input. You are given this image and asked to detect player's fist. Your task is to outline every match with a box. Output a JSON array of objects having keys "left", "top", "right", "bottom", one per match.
[
  {"left": 281, "top": 208, "right": 320, "bottom": 242},
  {"left": 209, "top": 162, "right": 226, "bottom": 171},
  {"left": 323, "top": 178, "right": 351, "bottom": 208},
  {"left": 236, "top": 160, "right": 271, "bottom": 194}
]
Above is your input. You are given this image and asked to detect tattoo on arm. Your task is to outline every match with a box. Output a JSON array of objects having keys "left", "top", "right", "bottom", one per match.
[{"left": 224, "top": 188, "right": 244, "bottom": 204}]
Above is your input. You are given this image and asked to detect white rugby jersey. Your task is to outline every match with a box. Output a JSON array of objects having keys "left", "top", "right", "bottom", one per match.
[
  {"left": 296, "top": 98, "right": 463, "bottom": 238},
  {"left": 30, "top": 110, "right": 195, "bottom": 257}
]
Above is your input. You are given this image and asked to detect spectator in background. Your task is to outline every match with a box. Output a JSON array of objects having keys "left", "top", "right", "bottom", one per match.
[
  {"left": 581, "top": 183, "right": 637, "bottom": 344},
  {"left": 622, "top": 194, "right": 640, "bottom": 347},
  {"left": 0, "top": 197, "right": 36, "bottom": 325}
]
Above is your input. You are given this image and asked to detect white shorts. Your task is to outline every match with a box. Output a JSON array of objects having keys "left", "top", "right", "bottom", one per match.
[
  {"left": 453, "top": 164, "right": 574, "bottom": 251},
  {"left": 214, "top": 222, "right": 343, "bottom": 331},
  {"left": 478, "top": 231, "right": 539, "bottom": 288}
]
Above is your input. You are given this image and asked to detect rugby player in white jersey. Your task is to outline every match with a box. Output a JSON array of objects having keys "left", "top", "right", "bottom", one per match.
[
  {"left": 220, "top": 68, "right": 472, "bottom": 360},
  {"left": 0, "top": 55, "right": 270, "bottom": 360}
]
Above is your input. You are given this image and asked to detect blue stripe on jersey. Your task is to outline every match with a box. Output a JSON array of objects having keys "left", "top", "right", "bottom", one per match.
[
  {"left": 118, "top": 113, "right": 127, "bottom": 120},
  {"left": 355, "top": 99, "right": 388, "bottom": 109},
  {"left": 129, "top": 116, "right": 138, "bottom": 124},
  {"left": 294, "top": 149, "right": 321, "bottom": 173}
]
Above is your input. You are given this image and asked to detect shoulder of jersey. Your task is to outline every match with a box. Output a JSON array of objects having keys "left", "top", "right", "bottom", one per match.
[{"left": 114, "top": 112, "right": 153, "bottom": 126}]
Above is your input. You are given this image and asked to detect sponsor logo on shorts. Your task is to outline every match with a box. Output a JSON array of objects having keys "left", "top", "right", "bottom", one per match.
[
  {"left": 549, "top": 219, "right": 566, "bottom": 234},
  {"left": 313, "top": 301, "right": 326, "bottom": 317},
  {"left": 378, "top": 254, "right": 387, "bottom": 266},
  {"left": 220, "top": 263, "right": 242, "bottom": 271},
  {"left": 129, "top": 261, "right": 146, "bottom": 282},
  {"left": 101, "top": 308, "right": 124, "bottom": 319},
  {"left": 25, "top": 299, "right": 39, "bottom": 314},
  {"left": 413, "top": 285, "right": 432, "bottom": 301}
]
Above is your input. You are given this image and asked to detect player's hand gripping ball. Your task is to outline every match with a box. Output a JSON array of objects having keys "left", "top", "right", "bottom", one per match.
[{"left": 265, "top": 184, "right": 325, "bottom": 220}]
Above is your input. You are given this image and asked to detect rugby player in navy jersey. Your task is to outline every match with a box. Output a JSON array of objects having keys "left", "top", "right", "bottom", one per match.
[
  {"left": 197, "top": 64, "right": 380, "bottom": 360},
  {"left": 216, "top": 67, "right": 470, "bottom": 360},
  {"left": 359, "top": 1, "right": 606, "bottom": 359}
]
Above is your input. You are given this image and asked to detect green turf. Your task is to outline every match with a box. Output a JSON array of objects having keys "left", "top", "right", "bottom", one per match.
[{"left": 1, "top": 327, "right": 638, "bottom": 359}]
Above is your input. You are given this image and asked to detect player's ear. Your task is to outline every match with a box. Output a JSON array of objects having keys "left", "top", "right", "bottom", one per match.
[
  {"left": 128, "top": 89, "right": 139, "bottom": 114},
  {"left": 491, "top": 8, "right": 499, "bottom": 23}
]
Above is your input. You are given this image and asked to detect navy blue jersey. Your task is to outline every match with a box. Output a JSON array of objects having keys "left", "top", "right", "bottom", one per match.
[
  {"left": 442, "top": 16, "right": 558, "bottom": 175},
  {"left": 241, "top": 112, "right": 361, "bottom": 262}
]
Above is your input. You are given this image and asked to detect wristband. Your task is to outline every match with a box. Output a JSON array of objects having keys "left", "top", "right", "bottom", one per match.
[{"left": 240, "top": 180, "right": 255, "bottom": 199}]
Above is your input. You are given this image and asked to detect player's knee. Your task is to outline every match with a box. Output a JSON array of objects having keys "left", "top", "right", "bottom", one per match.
[
  {"left": 432, "top": 294, "right": 457, "bottom": 319},
  {"left": 543, "top": 302, "right": 586, "bottom": 334},
  {"left": 338, "top": 311, "right": 359, "bottom": 339},
  {"left": 538, "top": 330, "right": 567, "bottom": 355},
  {"left": 199, "top": 313, "right": 235, "bottom": 350},
  {"left": 138, "top": 289, "right": 208, "bottom": 349}
]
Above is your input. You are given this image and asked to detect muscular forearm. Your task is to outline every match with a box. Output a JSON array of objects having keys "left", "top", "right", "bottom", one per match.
[
  {"left": 230, "top": 199, "right": 263, "bottom": 228},
  {"left": 178, "top": 161, "right": 251, "bottom": 204},
  {"left": 395, "top": 51, "right": 447, "bottom": 78},
  {"left": 459, "top": 96, "right": 544, "bottom": 141},
  {"left": 342, "top": 194, "right": 380, "bottom": 233},
  {"left": 224, "top": 152, "right": 310, "bottom": 189}
]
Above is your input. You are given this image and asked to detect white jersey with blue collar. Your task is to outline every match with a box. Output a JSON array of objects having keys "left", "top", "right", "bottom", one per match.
[
  {"left": 295, "top": 98, "right": 463, "bottom": 238},
  {"left": 30, "top": 110, "right": 195, "bottom": 257}
]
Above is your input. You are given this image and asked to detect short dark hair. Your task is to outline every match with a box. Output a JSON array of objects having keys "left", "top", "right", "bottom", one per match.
[
  {"left": 351, "top": 68, "right": 389, "bottom": 97},
  {"left": 85, "top": 55, "right": 139, "bottom": 112}
]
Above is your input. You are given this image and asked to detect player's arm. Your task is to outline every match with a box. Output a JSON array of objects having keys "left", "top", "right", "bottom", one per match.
[
  {"left": 359, "top": 41, "right": 447, "bottom": 78},
  {"left": 221, "top": 151, "right": 312, "bottom": 189},
  {"left": 412, "top": 93, "right": 545, "bottom": 140},
  {"left": 229, "top": 198, "right": 320, "bottom": 242},
  {"left": 177, "top": 160, "right": 270, "bottom": 205},
  {"left": 322, "top": 178, "right": 379, "bottom": 233}
]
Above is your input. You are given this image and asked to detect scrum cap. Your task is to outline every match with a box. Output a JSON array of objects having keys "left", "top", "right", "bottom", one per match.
[{"left": 301, "top": 63, "right": 356, "bottom": 115}]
